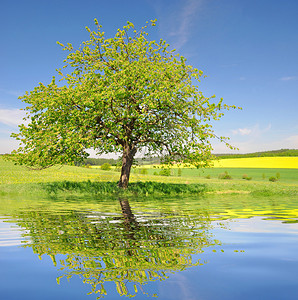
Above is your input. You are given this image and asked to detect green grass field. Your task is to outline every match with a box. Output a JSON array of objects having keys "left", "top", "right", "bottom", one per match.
[
  {"left": 0, "top": 156, "right": 297, "bottom": 196},
  {"left": 141, "top": 167, "right": 298, "bottom": 183}
]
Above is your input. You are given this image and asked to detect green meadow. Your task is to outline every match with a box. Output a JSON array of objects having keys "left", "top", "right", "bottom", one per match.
[
  {"left": 1, "top": 156, "right": 297, "bottom": 197},
  {"left": 138, "top": 166, "right": 298, "bottom": 183}
]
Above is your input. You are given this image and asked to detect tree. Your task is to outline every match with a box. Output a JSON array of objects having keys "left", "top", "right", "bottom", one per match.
[{"left": 11, "top": 19, "right": 239, "bottom": 188}]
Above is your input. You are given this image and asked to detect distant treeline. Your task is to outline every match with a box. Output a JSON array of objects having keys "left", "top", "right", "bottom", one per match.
[
  {"left": 216, "top": 149, "right": 298, "bottom": 159},
  {"left": 76, "top": 156, "right": 160, "bottom": 166},
  {"left": 2, "top": 149, "right": 297, "bottom": 166},
  {"left": 75, "top": 149, "right": 298, "bottom": 166}
]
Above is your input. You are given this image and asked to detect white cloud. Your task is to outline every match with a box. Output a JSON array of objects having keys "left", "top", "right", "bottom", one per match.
[
  {"left": 232, "top": 124, "right": 271, "bottom": 137},
  {"left": 280, "top": 76, "right": 298, "bottom": 81},
  {"left": 0, "top": 109, "right": 26, "bottom": 127},
  {"left": 0, "top": 137, "right": 20, "bottom": 154},
  {"left": 213, "top": 123, "right": 298, "bottom": 154},
  {"left": 152, "top": 0, "right": 203, "bottom": 50},
  {"left": 232, "top": 135, "right": 298, "bottom": 154},
  {"left": 170, "top": 0, "right": 202, "bottom": 49},
  {"left": 0, "top": 109, "right": 26, "bottom": 154},
  {"left": 213, "top": 124, "right": 277, "bottom": 153},
  {"left": 232, "top": 128, "right": 252, "bottom": 136},
  {"left": 284, "top": 135, "right": 298, "bottom": 148},
  {"left": 0, "top": 88, "right": 23, "bottom": 97}
]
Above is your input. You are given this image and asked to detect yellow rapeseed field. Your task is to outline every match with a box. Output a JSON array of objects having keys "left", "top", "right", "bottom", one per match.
[{"left": 212, "top": 157, "right": 298, "bottom": 169}]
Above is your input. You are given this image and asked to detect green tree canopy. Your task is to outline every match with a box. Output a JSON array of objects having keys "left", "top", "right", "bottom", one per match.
[{"left": 11, "top": 19, "right": 239, "bottom": 188}]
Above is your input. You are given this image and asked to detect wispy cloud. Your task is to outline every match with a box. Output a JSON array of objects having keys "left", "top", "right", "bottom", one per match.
[
  {"left": 170, "top": 0, "right": 203, "bottom": 49},
  {"left": 232, "top": 124, "right": 271, "bottom": 137},
  {"left": 0, "top": 88, "right": 23, "bottom": 97},
  {"left": 152, "top": 0, "right": 203, "bottom": 50},
  {"left": 232, "top": 128, "right": 252, "bottom": 136},
  {"left": 213, "top": 125, "right": 297, "bottom": 154},
  {"left": 0, "top": 109, "right": 26, "bottom": 127},
  {"left": 280, "top": 76, "right": 298, "bottom": 81}
]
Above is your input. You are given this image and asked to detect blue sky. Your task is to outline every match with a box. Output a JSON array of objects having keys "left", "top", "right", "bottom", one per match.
[{"left": 0, "top": 0, "right": 297, "bottom": 155}]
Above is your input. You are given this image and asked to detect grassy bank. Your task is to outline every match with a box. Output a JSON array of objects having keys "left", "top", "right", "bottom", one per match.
[{"left": 0, "top": 157, "right": 297, "bottom": 196}]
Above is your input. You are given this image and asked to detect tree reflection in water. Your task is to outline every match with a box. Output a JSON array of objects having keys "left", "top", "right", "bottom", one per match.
[{"left": 15, "top": 198, "right": 220, "bottom": 298}]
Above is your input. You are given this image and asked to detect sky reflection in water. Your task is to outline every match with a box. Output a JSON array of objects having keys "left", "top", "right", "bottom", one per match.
[{"left": 0, "top": 194, "right": 298, "bottom": 300}]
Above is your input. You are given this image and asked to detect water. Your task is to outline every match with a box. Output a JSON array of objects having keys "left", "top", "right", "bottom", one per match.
[{"left": 0, "top": 194, "right": 298, "bottom": 299}]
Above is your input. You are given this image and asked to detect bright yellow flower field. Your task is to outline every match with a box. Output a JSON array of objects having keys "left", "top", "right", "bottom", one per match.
[{"left": 212, "top": 157, "right": 298, "bottom": 169}]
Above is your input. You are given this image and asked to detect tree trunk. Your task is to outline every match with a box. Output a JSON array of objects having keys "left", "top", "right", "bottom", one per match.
[{"left": 118, "top": 145, "right": 136, "bottom": 189}]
